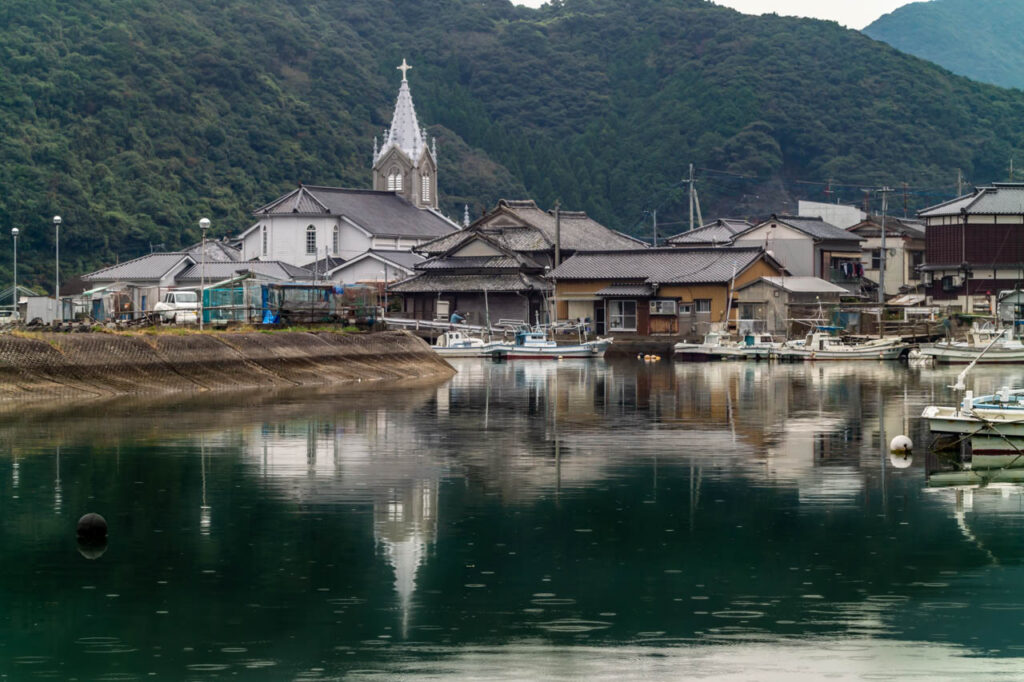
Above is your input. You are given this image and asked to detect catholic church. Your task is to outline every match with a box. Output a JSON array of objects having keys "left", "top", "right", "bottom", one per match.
[{"left": 233, "top": 59, "right": 460, "bottom": 282}]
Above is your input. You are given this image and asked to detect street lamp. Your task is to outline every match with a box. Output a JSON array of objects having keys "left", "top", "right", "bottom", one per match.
[
  {"left": 198, "top": 217, "right": 210, "bottom": 330},
  {"left": 53, "top": 215, "right": 62, "bottom": 320},
  {"left": 379, "top": 269, "right": 388, "bottom": 314},
  {"left": 11, "top": 227, "right": 18, "bottom": 317}
]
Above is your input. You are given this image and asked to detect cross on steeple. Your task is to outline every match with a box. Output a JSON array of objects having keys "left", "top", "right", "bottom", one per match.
[{"left": 397, "top": 58, "right": 412, "bottom": 82}]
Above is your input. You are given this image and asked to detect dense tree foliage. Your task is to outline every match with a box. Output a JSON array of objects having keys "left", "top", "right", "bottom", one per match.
[
  {"left": 865, "top": 0, "right": 1024, "bottom": 91},
  {"left": 3, "top": 0, "right": 1024, "bottom": 288}
]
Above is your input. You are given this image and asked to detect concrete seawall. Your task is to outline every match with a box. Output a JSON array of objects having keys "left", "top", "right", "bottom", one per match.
[{"left": 0, "top": 330, "right": 454, "bottom": 401}]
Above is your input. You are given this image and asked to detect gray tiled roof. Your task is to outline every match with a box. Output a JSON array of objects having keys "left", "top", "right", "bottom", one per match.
[
  {"left": 176, "top": 261, "right": 312, "bottom": 283},
  {"left": 550, "top": 247, "right": 772, "bottom": 284},
  {"left": 595, "top": 284, "right": 656, "bottom": 296},
  {"left": 757, "top": 215, "right": 863, "bottom": 242},
  {"left": 389, "top": 272, "right": 551, "bottom": 293},
  {"left": 83, "top": 253, "right": 193, "bottom": 282},
  {"left": 365, "top": 249, "right": 426, "bottom": 270},
  {"left": 183, "top": 240, "right": 244, "bottom": 263},
  {"left": 919, "top": 183, "right": 1024, "bottom": 217},
  {"left": 666, "top": 219, "right": 751, "bottom": 245},
  {"left": 254, "top": 186, "right": 458, "bottom": 239},
  {"left": 418, "top": 255, "right": 523, "bottom": 270},
  {"left": 417, "top": 200, "right": 645, "bottom": 255},
  {"left": 302, "top": 255, "right": 347, "bottom": 272},
  {"left": 848, "top": 217, "right": 925, "bottom": 239}
]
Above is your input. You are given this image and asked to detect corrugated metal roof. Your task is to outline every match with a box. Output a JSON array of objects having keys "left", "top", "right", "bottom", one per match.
[
  {"left": 595, "top": 284, "right": 655, "bottom": 296},
  {"left": 83, "top": 253, "right": 192, "bottom": 282},
  {"left": 254, "top": 186, "right": 459, "bottom": 239},
  {"left": 550, "top": 247, "right": 771, "bottom": 284},
  {"left": 920, "top": 184, "right": 1024, "bottom": 217},
  {"left": 747, "top": 276, "right": 849, "bottom": 294},
  {"left": 389, "top": 272, "right": 551, "bottom": 293}
]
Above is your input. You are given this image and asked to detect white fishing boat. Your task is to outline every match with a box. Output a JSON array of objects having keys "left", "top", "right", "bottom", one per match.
[
  {"left": 674, "top": 332, "right": 743, "bottom": 361},
  {"left": 490, "top": 330, "right": 612, "bottom": 359},
  {"left": 772, "top": 332, "right": 907, "bottom": 361},
  {"left": 431, "top": 330, "right": 503, "bottom": 358},
  {"left": 918, "top": 328, "right": 1024, "bottom": 364},
  {"left": 922, "top": 332, "right": 1024, "bottom": 459}
]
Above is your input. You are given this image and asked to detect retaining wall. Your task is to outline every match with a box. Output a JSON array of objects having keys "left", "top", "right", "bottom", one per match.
[{"left": 0, "top": 330, "right": 454, "bottom": 401}]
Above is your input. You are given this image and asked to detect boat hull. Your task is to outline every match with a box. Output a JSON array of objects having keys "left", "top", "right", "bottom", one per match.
[
  {"left": 919, "top": 345, "right": 1024, "bottom": 364},
  {"left": 773, "top": 346, "right": 905, "bottom": 361}
]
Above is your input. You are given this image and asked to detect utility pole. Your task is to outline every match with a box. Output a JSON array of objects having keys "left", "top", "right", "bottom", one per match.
[
  {"left": 902, "top": 182, "right": 909, "bottom": 218},
  {"left": 688, "top": 164, "right": 695, "bottom": 232},
  {"left": 652, "top": 209, "right": 658, "bottom": 247},
  {"left": 957, "top": 168, "right": 963, "bottom": 196},
  {"left": 554, "top": 200, "right": 561, "bottom": 268},
  {"left": 879, "top": 187, "right": 892, "bottom": 305}
]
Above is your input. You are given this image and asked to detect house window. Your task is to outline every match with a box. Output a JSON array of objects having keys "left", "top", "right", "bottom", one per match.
[
  {"left": 649, "top": 300, "right": 677, "bottom": 315},
  {"left": 421, "top": 174, "right": 431, "bottom": 203},
  {"left": 739, "top": 303, "right": 757, "bottom": 320},
  {"left": 871, "top": 249, "right": 882, "bottom": 270},
  {"left": 607, "top": 300, "right": 637, "bottom": 331},
  {"left": 262, "top": 225, "right": 267, "bottom": 257},
  {"left": 305, "top": 225, "right": 316, "bottom": 255},
  {"left": 678, "top": 303, "right": 692, "bottom": 315},
  {"left": 332, "top": 226, "right": 339, "bottom": 255},
  {"left": 694, "top": 299, "right": 712, "bottom": 313},
  {"left": 387, "top": 168, "right": 402, "bottom": 192},
  {"left": 909, "top": 251, "right": 924, "bottom": 280}
]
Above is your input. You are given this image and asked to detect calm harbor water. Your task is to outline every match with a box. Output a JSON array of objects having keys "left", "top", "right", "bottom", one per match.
[{"left": 4, "top": 359, "right": 1024, "bottom": 680}]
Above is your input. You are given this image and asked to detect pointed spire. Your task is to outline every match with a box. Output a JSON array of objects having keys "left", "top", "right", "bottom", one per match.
[
  {"left": 432, "top": 137, "right": 437, "bottom": 160},
  {"left": 463, "top": 204, "right": 470, "bottom": 228},
  {"left": 373, "top": 136, "right": 378, "bottom": 162},
  {"left": 381, "top": 60, "right": 425, "bottom": 163}
]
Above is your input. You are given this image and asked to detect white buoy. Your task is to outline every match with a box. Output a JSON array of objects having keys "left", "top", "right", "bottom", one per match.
[{"left": 890, "top": 435, "right": 913, "bottom": 453}]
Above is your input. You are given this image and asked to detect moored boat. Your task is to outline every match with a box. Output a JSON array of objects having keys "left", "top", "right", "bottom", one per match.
[
  {"left": 772, "top": 332, "right": 908, "bottom": 361},
  {"left": 431, "top": 330, "right": 504, "bottom": 358},
  {"left": 490, "top": 330, "right": 612, "bottom": 359}
]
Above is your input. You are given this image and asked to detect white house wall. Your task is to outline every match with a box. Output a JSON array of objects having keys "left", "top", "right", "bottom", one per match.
[
  {"left": 330, "top": 258, "right": 412, "bottom": 284},
  {"left": 735, "top": 232, "right": 815, "bottom": 277}
]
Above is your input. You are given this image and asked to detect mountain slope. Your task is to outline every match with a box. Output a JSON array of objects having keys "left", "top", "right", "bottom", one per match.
[
  {"left": 864, "top": 0, "right": 1024, "bottom": 90},
  {"left": 3, "top": 0, "right": 1024, "bottom": 288}
]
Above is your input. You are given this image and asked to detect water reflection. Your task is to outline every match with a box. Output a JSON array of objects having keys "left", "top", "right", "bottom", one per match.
[{"left": 3, "top": 360, "right": 1024, "bottom": 677}]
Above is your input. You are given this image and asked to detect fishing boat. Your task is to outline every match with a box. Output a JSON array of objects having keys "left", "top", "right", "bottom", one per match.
[
  {"left": 918, "top": 328, "right": 1024, "bottom": 364},
  {"left": 431, "top": 330, "right": 503, "bottom": 358},
  {"left": 772, "top": 332, "right": 908, "bottom": 361},
  {"left": 922, "top": 331, "right": 1024, "bottom": 460},
  {"left": 490, "top": 330, "right": 613, "bottom": 359},
  {"left": 674, "top": 332, "right": 743, "bottom": 361},
  {"left": 674, "top": 332, "right": 779, "bottom": 361}
]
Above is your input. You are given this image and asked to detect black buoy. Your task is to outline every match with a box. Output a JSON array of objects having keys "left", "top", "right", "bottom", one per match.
[{"left": 77, "top": 513, "right": 108, "bottom": 541}]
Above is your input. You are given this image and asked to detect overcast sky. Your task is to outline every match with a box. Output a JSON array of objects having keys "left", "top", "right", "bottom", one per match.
[{"left": 512, "top": 0, "right": 917, "bottom": 29}]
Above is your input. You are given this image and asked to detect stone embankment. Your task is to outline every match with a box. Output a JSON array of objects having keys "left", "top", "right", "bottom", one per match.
[{"left": 0, "top": 330, "right": 454, "bottom": 401}]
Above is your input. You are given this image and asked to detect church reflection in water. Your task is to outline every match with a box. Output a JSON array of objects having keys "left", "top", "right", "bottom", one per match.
[{"left": 214, "top": 357, "right": 936, "bottom": 636}]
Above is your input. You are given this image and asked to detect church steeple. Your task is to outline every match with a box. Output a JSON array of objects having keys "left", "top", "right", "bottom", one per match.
[{"left": 373, "top": 59, "right": 438, "bottom": 209}]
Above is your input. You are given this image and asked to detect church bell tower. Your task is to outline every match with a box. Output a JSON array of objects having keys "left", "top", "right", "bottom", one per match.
[{"left": 373, "top": 59, "right": 438, "bottom": 210}]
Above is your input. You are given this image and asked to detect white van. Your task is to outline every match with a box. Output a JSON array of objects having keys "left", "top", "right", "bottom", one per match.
[{"left": 153, "top": 291, "right": 199, "bottom": 323}]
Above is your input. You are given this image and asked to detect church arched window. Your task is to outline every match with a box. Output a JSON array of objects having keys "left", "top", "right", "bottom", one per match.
[
  {"left": 421, "top": 174, "right": 431, "bottom": 203},
  {"left": 305, "top": 225, "right": 316, "bottom": 255},
  {"left": 387, "top": 168, "right": 402, "bottom": 192},
  {"left": 332, "top": 225, "right": 339, "bottom": 255}
]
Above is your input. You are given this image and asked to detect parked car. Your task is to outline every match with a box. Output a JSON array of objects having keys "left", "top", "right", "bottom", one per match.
[
  {"left": 153, "top": 291, "right": 199, "bottom": 323},
  {"left": 0, "top": 309, "right": 20, "bottom": 324}
]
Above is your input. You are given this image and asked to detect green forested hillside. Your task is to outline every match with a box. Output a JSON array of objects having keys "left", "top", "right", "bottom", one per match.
[
  {"left": 865, "top": 0, "right": 1024, "bottom": 91},
  {"left": 4, "top": 0, "right": 1024, "bottom": 288}
]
